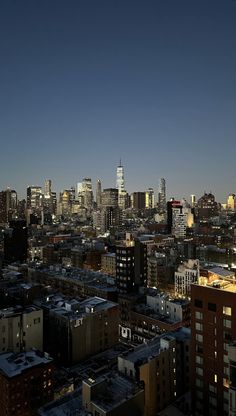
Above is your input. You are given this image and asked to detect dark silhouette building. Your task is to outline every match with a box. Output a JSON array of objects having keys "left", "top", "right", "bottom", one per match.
[
  {"left": 4, "top": 220, "right": 28, "bottom": 264},
  {"left": 132, "top": 192, "right": 146, "bottom": 210},
  {"left": 196, "top": 192, "right": 219, "bottom": 220}
]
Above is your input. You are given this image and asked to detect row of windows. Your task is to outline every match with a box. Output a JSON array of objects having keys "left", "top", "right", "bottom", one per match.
[{"left": 194, "top": 300, "right": 232, "bottom": 316}]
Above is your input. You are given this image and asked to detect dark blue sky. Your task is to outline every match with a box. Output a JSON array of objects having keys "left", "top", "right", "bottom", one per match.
[{"left": 1, "top": 0, "right": 236, "bottom": 201}]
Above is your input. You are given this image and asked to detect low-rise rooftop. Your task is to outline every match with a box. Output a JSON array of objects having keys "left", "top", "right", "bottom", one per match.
[{"left": 0, "top": 350, "right": 53, "bottom": 378}]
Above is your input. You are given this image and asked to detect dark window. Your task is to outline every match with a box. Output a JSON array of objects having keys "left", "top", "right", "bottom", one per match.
[
  {"left": 208, "top": 303, "right": 216, "bottom": 312},
  {"left": 195, "top": 299, "right": 203, "bottom": 308}
]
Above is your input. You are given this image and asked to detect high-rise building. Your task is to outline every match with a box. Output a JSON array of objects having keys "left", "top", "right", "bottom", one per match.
[
  {"left": 96, "top": 179, "right": 102, "bottom": 207},
  {"left": 196, "top": 192, "right": 218, "bottom": 219},
  {"left": 191, "top": 194, "right": 196, "bottom": 207},
  {"left": 116, "top": 239, "right": 147, "bottom": 293},
  {"left": 191, "top": 269, "right": 236, "bottom": 415},
  {"left": 132, "top": 192, "right": 146, "bottom": 210},
  {"left": 145, "top": 188, "right": 155, "bottom": 209},
  {"left": 116, "top": 161, "right": 128, "bottom": 209},
  {"left": 0, "top": 189, "right": 18, "bottom": 223},
  {"left": 158, "top": 178, "right": 166, "bottom": 213},
  {"left": 167, "top": 200, "right": 181, "bottom": 233},
  {"left": 116, "top": 160, "right": 125, "bottom": 193},
  {"left": 44, "top": 179, "right": 52, "bottom": 197},
  {"left": 58, "top": 190, "right": 71, "bottom": 216},
  {"left": 227, "top": 194, "right": 236, "bottom": 211},
  {"left": 82, "top": 178, "right": 93, "bottom": 208},
  {"left": 51, "top": 192, "right": 57, "bottom": 215},
  {"left": 101, "top": 188, "right": 118, "bottom": 208},
  {"left": 26, "top": 186, "right": 42, "bottom": 212},
  {"left": 4, "top": 220, "right": 28, "bottom": 264},
  {"left": 43, "top": 179, "right": 53, "bottom": 221},
  {"left": 172, "top": 206, "right": 194, "bottom": 238},
  {"left": 77, "top": 178, "right": 93, "bottom": 209}
]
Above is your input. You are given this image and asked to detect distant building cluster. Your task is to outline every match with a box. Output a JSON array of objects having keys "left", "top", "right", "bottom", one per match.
[{"left": 1, "top": 164, "right": 236, "bottom": 415}]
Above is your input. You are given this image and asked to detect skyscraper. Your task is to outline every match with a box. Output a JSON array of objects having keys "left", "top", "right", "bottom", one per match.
[
  {"left": 26, "top": 186, "right": 42, "bottom": 211},
  {"left": 158, "top": 178, "right": 166, "bottom": 213},
  {"left": 145, "top": 188, "right": 155, "bottom": 209},
  {"left": 96, "top": 179, "right": 102, "bottom": 208},
  {"left": 191, "top": 194, "right": 196, "bottom": 207},
  {"left": 76, "top": 179, "right": 93, "bottom": 208},
  {"left": 44, "top": 179, "right": 52, "bottom": 197},
  {"left": 0, "top": 189, "right": 17, "bottom": 223},
  {"left": 116, "top": 159, "right": 125, "bottom": 193}
]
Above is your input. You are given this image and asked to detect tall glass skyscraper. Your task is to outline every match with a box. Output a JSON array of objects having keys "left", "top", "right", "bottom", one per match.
[
  {"left": 116, "top": 160, "right": 125, "bottom": 192},
  {"left": 158, "top": 177, "right": 166, "bottom": 213}
]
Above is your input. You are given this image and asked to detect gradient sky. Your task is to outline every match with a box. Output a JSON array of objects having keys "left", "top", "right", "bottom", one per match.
[{"left": 0, "top": 0, "right": 236, "bottom": 202}]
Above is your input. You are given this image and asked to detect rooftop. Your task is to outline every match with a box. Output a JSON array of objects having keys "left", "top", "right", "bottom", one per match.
[
  {"left": 208, "top": 266, "right": 235, "bottom": 278},
  {"left": 0, "top": 350, "right": 53, "bottom": 378},
  {"left": 0, "top": 305, "right": 41, "bottom": 319},
  {"left": 84, "top": 373, "right": 143, "bottom": 412},
  {"left": 120, "top": 328, "right": 190, "bottom": 364},
  {"left": 29, "top": 264, "right": 116, "bottom": 292},
  {"left": 38, "top": 295, "right": 117, "bottom": 320},
  {"left": 38, "top": 388, "right": 87, "bottom": 416}
]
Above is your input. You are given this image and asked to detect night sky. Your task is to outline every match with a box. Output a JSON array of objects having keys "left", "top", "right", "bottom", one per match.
[{"left": 0, "top": 0, "right": 236, "bottom": 202}]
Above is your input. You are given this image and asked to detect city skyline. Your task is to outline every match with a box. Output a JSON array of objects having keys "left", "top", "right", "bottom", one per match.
[
  {"left": 1, "top": 170, "right": 233, "bottom": 205},
  {"left": 1, "top": 1, "right": 236, "bottom": 200}
]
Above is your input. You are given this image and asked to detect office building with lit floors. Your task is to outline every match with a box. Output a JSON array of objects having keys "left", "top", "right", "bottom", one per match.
[
  {"left": 191, "top": 277, "right": 236, "bottom": 416},
  {"left": 116, "top": 239, "right": 147, "bottom": 294}
]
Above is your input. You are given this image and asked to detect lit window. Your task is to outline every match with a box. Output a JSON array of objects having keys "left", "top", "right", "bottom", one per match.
[
  {"left": 223, "top": 306, "right": 232, "bottom": 316},
  {"left": 195, "top": 322, "right": 203, "bottom": 331},
  {"left": 214, "top": 374, "right": 217, "bottom": 383}
]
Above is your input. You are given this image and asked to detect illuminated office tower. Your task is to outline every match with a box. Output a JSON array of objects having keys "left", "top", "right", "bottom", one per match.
[
  {"left": 96, "top": 179, "right": 102, "bottom": 208},
  {"left": 43, "top": 180, "right": 53, "bottom": 221},
  {"left": 82, "top": 178, "right": 93, "bottom": 209},
  {"left": 145, "top": 188, "right": 155, "bottom": 209},
  {"left": 101, "top": 188, "right": 118, "bottom": 208},
  {"left": 44, "top": 179, "right": 52, "bottom": 197},
  {"left": 77, "top": 182, "right": 83, "bottom": 204},
  {"left": 27, "top": 186, "right": 42, "bottom": 210},
  {"left": 116, "top": 160, "right": 125, "bottom": 193},
  {"left": 191, "top": 194, "right": 196, "bottom": 207},
  {"left": 227, "top": 194, "right": 236, "bottom": 211},
  {"left": 158, "top": 178, "right": 166, "bottom": 213},
  {"left": 116, "top": 160, "right": 128, "bottom": 209}
]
